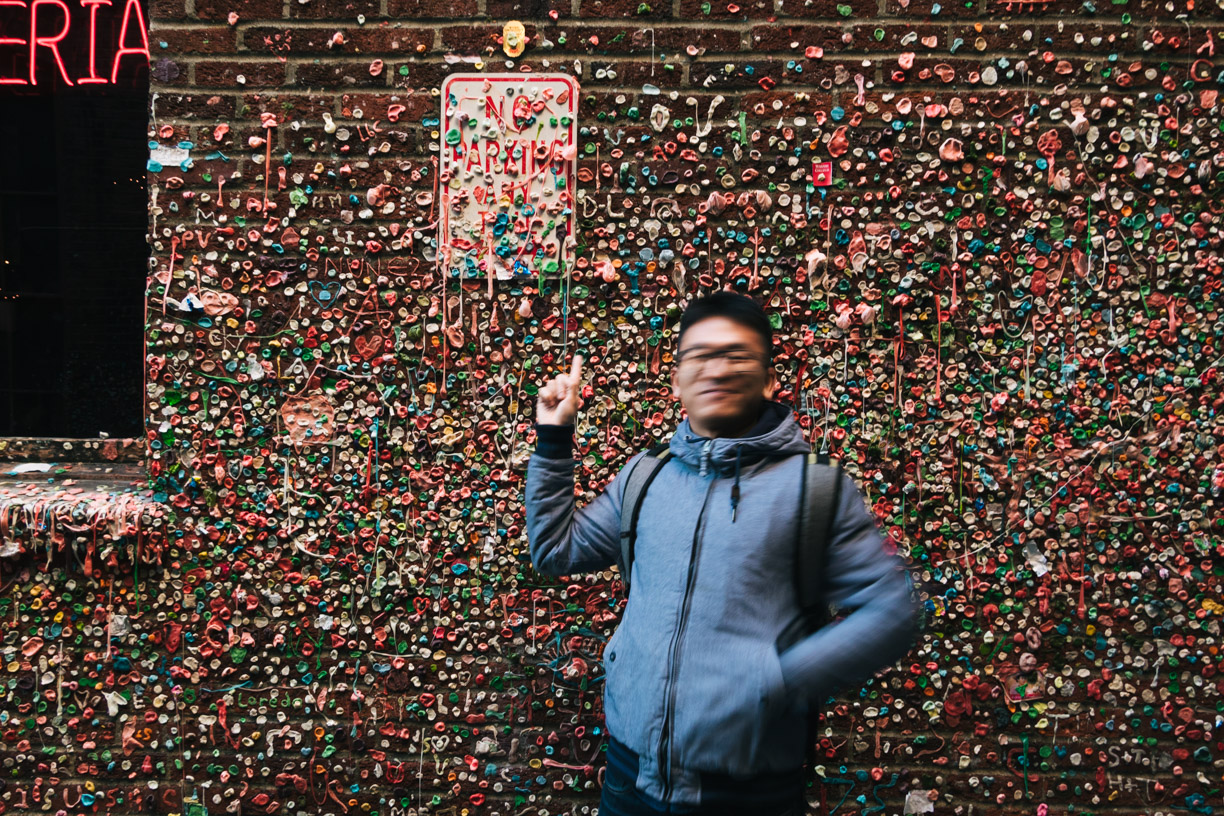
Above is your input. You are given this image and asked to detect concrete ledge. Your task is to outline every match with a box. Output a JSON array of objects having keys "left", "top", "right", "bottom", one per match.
[
  {"left": 0, "top": 438, "right": 144, "bottom": 464},
  {"left": 0, "top": 462, "right": 169, "bottom": 569}
]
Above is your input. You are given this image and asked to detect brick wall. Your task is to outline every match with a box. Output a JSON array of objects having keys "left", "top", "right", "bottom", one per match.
[{"left": 3, "top": 0, "right": 1224, "bottom": 813}]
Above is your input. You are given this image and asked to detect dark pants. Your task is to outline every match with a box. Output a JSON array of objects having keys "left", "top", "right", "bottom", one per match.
[{"left": 600, "top": 737, "right": 805, "bottom": 816}]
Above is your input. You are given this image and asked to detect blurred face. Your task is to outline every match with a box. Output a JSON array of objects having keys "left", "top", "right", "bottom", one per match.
[{"left": 671, "top": 316, "right": 776, "bottom": 438}]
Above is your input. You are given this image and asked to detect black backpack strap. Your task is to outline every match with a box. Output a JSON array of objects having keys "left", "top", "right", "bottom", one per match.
[
  {"left": 796, "top": 452, "right": 842, "bottom": 623},
  {"left": 777, "top": 452, "right": 843, "bottom": 654},
  {"left": 617, "top": 444, "right": 672, "bottom": 598},
  {"left": 794, "top": 451, "right": 842, "bottom": 802}
]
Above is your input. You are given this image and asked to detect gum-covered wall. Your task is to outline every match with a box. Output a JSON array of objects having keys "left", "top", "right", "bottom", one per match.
[{"left": 3, "top": 0, "right": 1224, "bottom": 814}]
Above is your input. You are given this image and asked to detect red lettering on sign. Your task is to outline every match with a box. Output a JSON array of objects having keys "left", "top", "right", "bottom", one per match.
[
  {"left": 30, "top": 0, "right": 73, "bottom": 85},
  {"left": 78, "top": 0, "right": 109, "bottom": 83},
  {"left": 108, "top": 0, "right": 146, "bottom": 82},
  {"left": 484, "top": 95, "right": 503, "bottom": 125},
  {"left": 510, "top": 95, "right": 529, "bottom": 133},
  {"left": 0, "top": 0, "right": 146, "bottom": 86},
  {"left": 0, "top": 0, "right": 29, "bottom": 85}
]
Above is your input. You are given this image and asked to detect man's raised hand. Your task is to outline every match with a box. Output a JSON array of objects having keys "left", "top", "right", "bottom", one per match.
[{"left": 536, "top": 355, "right": 584, "bottom": 426}]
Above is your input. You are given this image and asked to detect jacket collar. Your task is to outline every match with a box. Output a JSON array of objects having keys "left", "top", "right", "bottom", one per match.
[{"left": 667, "top": 400, "right": 810, "bottom": 478}]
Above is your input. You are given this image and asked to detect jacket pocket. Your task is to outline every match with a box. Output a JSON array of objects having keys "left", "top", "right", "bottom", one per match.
[
  {"left": 603, "top": 627, "right": 622, "bottom": 724},
  {"left": 602, "top": 623, "right": 640, "bottom": 744},
  {"left": 673, "top": 637, "right": 804, "bottom": 775},
  {"left": 759, "top": 642, "right": 788, "bottom": 724},
  {"left": 740, "top": 641, "right": 791, "bottom": 771}
]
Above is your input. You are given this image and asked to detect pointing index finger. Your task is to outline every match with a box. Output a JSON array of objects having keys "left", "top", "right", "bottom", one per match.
[{"left": 569, "top": 354, "right": 584, "bottom": 382}]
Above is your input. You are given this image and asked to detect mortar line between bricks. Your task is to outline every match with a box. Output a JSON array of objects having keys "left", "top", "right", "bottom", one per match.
[
  {"left": 161, "top": 15, "right": 1224, "bottom": 28},
  {"left": 607, "top": 85, "right": 1156, "bottom": 98},
  {"left": 151, "top": 21, "right": 244, "bottom": 29},
  {"left": 157, "top": 80, "right": 1179, "bottom": 100},
  {"left": 207, "top": 15, "right": 919, "bottom": 25},
  {"left": 163, "top": 16, "right": 1215, "bottom": 26},
  {"left": 183, "top": 54, "right": 449, "bottom": 64},
  {"left": 184, "top": 16, "right": 1191, "bottom": 31},
  {"left": 165, "top": 80, "right": 1183, "bottom": 97},
  {"left": 687, "top": 49, "right": 1197, "bottom": 62},
  {"left": 440, "top": 19, "right": 1201, "bottom": 38},
  {"left": 749, "top": 14, "right": 1117, "bottom": 24},
  {"left": 232, "top": 19, "right": 458, "bottom": 28},
  {"left": 704, "top": 43, "right": 1218, "bottom": 59},
  {"left": 733, "top": 13, "right": 1142, "bottom": 22},
  {"left": 181, "top": 45, "right": 1216, "bottom": 64},
  {"left": 529, "top": 17, "right": 987, "bottom": 25}
]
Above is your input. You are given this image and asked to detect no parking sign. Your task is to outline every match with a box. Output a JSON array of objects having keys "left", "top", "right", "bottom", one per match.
[{"left": 439, "top": 74, "right": 579, "bottom": 285}]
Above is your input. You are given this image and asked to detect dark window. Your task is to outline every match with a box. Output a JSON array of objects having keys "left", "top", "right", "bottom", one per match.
[{"left": 0, "top": 1, "right": 147, "bottom": 438}]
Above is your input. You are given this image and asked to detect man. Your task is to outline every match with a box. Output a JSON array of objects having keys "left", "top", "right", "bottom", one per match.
[{"left": 526, "top": 292, "right": 920, "bottom": 815}]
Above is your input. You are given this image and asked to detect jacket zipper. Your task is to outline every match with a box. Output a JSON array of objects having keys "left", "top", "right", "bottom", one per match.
[
  {"left": 658, "top": 458, "right": 716, "bottom": 804},
  {"left": 697, "top": 438, "right": 714, "bottom": 478}
]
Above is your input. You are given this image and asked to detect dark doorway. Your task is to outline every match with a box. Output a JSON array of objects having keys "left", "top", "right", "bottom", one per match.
[{"left": 0, "top": 8, "right": 147, "bottom": 439}]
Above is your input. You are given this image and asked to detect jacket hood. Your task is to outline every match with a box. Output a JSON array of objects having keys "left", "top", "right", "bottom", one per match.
[{"left": 668, "top": 400, "right": 810, "bottom": 478}]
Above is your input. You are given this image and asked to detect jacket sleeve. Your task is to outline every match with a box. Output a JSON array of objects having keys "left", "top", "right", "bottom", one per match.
[
  {"left": 525, "top": 425, "right": 645, "bottom": 577},
  {"left": 775, "top": 469, "right": 921, "bottom": 703}
]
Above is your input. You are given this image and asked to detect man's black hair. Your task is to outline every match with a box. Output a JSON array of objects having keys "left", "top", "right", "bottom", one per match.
[{"left": 677, "top": 291, "right": 773, "bottom": 362}]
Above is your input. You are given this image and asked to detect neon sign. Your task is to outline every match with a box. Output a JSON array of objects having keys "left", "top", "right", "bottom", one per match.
[{"left": 0, "top": 0, "right": 149, "bottom": 87}]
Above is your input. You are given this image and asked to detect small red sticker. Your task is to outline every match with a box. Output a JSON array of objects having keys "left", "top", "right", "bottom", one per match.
[{"left": 812, "top": 161, "right": 833, "bottom": 186}]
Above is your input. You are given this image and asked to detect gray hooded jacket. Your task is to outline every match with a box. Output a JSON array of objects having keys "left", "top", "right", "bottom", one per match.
[{"left": 525, "top": 401, "right": 920, "bottom": 805}]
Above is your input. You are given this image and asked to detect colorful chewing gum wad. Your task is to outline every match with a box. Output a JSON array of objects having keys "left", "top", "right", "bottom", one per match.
[{"left": 503, "top": 20, "right": 527, "bottom": 58}]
